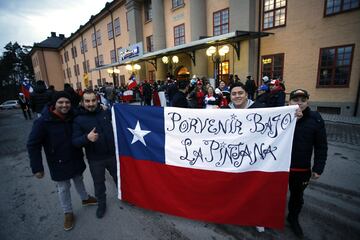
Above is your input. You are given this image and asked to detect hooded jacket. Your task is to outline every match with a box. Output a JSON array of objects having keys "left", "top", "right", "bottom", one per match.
[
  {"left": 30, "top": 84, "right": 52, "bottom": 113},
  {"left": 27, "top": 106, "right": 86, "bottom": 181}
]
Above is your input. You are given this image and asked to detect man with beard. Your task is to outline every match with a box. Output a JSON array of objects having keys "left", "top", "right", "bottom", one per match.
[
  {"left": 72, "top": 89, "right": 117, "bottom": 219},
  {"left": 27, "top": 91, "right": 97, "bottom": 231}
]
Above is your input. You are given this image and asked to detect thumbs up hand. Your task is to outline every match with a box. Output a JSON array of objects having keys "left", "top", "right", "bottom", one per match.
[{"left": 87, "top": 127, "right": 99, "bottom": 142}]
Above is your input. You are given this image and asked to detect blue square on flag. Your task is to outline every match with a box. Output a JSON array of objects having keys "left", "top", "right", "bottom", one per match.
[{"left": 113, "top": 104, "right": 165, "bottom": 164}]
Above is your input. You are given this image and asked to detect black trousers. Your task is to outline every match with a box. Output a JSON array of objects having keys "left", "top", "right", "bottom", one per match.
[
  {"left": 88, "top": 156, "right": 117, "bottom": 205},
  {"left": 21, "top": 108, "right": 32, "bottom": 120},
  {"left": 288, "top": 170, "right": 312, "bottom": 219}
]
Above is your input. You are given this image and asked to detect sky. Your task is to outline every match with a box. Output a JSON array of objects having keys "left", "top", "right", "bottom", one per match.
[{"left": 0, "top": 0, "right": 109, "bottom": 52}]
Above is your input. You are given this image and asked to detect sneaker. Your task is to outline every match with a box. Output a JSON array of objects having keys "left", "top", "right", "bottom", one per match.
[
  {"left": 96, "top": 203, "right": 106, "bottom": 219},
  {"left": 287, "top": 215, "right": 304, "bottom": 238},
  {"left": 256, "top": 226, "right": 265, "bottom": 232},
  {"left": 64, "top": 212, "right": 74, "bottom": 231},
  {"left": 82, "top": 195, "right": 97, "bottom": 206}
]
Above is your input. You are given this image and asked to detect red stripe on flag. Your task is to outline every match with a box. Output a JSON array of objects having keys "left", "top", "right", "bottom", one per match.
[{"left": 119, "top": 156, "right": 289, "bottom": 229}]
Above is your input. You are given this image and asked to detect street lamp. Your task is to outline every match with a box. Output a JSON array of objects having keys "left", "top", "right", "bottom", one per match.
[
  {"left": 206, "top": 45, "right": 229, "bottom": 81},
  {"left": 162, "top": 55, "right": 179, "bottom": 76},
  {"left": 107, "top": 68, "right": 120, "bottom": 86}
]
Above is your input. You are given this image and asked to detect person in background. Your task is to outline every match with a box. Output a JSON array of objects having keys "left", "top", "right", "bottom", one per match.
[
  {"left": 30, "top": 80, "right": 52, "bottom": 117},
  {"left": 188, "top": 79, "right": 205, "bottom": 108},
  {"left": 171, "top": 80, "right": 190, "bottom": 108},
  {"left": 245, "top": 75, "right": 257, "bottom": 101},
  {"left": 27, "top": 91, "right": 97, "bottom": 231},
  {"left": 72, "top": 90, "right": 118, "bottom": 219},
  {"left": 204, "top": 86, "right": 219, "bottom": 109},
  {"left": 18, "top": 92, "right": 32, "bottom": 120},
  {"left": 287, "top": 89, "right": 328, "bottom": 238},
  {"left": 64, "top": 83, "right": 81, "bottom": 108}
]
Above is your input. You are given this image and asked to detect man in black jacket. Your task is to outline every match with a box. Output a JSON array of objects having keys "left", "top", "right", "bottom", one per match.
[
  {"left": 27, "top": 91, "right": 97, "bottom": 231},
  {"left": 287, "top": 89, "right": 328, "bottom": 238},
  {"left": 171, "top": 80, "right": 190, "bottom": 108},
  {"left": 72, "top": 89, "right": 117, "bottom": 219}
]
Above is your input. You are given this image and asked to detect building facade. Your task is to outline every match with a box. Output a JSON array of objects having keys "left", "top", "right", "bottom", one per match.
[{"left": 31, "top": 0, "right": 360, "bottom": 116}]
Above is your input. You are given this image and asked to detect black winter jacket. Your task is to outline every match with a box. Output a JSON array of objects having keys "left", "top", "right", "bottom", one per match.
[
  {"left": 27, "top": 106, "right": 86, "bottom": 181},
  {"left": 72, "top": 106, "right": 115, "bottom": 161},
  {"left": 30, "top": 85, "right": 52, "bottom": 113},
  {"left": 291, "top": 107, "right": 328, "bottom": 174}
]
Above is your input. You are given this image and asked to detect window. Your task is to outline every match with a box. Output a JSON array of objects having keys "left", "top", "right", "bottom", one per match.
[
  {"left": 99, "top": 54, "right": 104, "bottom": 66},
  {"left": 95, "top": 56, "right": 99, "bottom": 67},
  {"left": 263, "top": 0, "right": 287, "bottom": 30},
  {"left": 172, "top": 0, "right": 184, "bottom": 8},
  {"left": 146, "top": 35, "right": 154, "bottom": 52},
  {"left": 71, "top": 47, "right": 77, "bottom": 58},
  {"left": 149, "top": 70, "right": 155, "bottom": 82},
  {"left": 219, "top": 60, "right": 229, "bottom": 82},
  {"left": 92, "top": 33, "right": 96, "bottom": 48},
  {"left": 174, "top": 24, "right": 185, "bottom": 46},
  {"left": 110, "top": 50, "right": 117, "bottom": 63},
  {"left": 96, "top": 30, "right": 102, "bottom": 46},
  {"left": 64, "top": 51, "right": 69, "bottom": 62},
  {"left": 107, "top": 22, "right": 114, "bottom": 40},
  {"left": 325, "top": 0, "right": 359, "bottom": 15},
  {"left": 145, "top": 0, "right": 152, "bottom": 21},
  {"left": 97, "top": 79, "right": 102, "bottom": 86},
  {"left": 83, "top": 39, "right": 88, "bottom": 52},
  {"left": 114, "top": 17, "right": 121, "bottom": 36},
  {"left": 83, "top": 61, "right": 87, "bottom": 73},
  {"left": 317, "top": 44, "right": 354, "bottom": 87},
  {"left": 80, "top": 40, "right": 84, "bottom": 54},
  {"left": 86, "top": 60, "right": 90, "bottom": 72},
  {"left": 213, "top": 8, "right": 229, "bottom": 36},
  {"left": 261, "top": 53, "right": 284, "bottom": 80},
  {"left": 73, "top": 65, "right": 77, "bottom": 76},
  {"left": 73, "top": 64, "right": 80, "bottom": 76}
]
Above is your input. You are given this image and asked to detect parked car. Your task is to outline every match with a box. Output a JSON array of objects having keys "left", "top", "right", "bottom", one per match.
[{"left": 0, "top": 100, "right": 20, "bottom": 110}]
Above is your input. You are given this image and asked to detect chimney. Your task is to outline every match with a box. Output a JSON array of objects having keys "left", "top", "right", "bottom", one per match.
[
  {"left": 51, "top": 32, "right": 56, "bottom": 37},
  {"left": 59, "top": 34, "right": 65, "bottom": 39}
]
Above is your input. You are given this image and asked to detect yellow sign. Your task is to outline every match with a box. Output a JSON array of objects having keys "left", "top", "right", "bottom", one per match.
[
  {"left": 83, "top": 73, "right": 89, "bottom": 87},
  {"left": 262, "top": 58, "right": 272, "bottom": 64}
]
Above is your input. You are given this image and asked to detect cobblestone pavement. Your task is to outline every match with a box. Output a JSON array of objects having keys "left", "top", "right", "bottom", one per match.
[{"left": 326, "top": 122, "right": 360, "bottom": 145}]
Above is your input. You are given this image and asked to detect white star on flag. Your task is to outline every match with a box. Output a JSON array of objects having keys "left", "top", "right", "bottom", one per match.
[{"left": 127, "top": 120, "right": 151, "bottom": 146}]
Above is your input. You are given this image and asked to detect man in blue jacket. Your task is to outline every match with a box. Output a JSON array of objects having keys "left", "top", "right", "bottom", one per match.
[
  {"left": 72, "top": 89, "right": 117, "bottom": 219},
  {"left": 288, "top": 89, "right": 328, "bottom": 238},
  {"left": 27, "top": 91, "right": 97, "bottom": 231}
]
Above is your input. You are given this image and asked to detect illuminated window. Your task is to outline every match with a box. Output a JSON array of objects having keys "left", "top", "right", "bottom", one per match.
[
  {"left": 263, "top": 0, "right": 287, "bottom": 30},
  {"left": 261, "top": 53, "right": 284, "bottom": 80}
]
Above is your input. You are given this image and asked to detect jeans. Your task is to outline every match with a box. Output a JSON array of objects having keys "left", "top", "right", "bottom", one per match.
[
  {"left": 89, "top": 156, "right": 117, "bottom": 205},
  {"left": 56, "top": 174, "right": 89, "bottom": 213},
  {"left": 288, "top": 170, "right": 312, "bottom": 219}
]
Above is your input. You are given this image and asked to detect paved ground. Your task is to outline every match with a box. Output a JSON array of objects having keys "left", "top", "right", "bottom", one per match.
[{"left": 0, "top": 108, "right": 359, "bottom": 240}]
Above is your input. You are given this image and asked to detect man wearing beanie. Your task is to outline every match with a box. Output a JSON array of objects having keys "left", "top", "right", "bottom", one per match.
[
  {"left": 27, "top": 91, "right": 97, "bottom": 231},
  {"left": 287, "top": 89, "right": 328, "bottom": 238},
  {"left": 72, "top": 89, "right": 117, "bottom": 218}
]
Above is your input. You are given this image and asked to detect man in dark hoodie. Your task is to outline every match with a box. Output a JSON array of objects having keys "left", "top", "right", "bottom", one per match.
[
  {"left": 27, "top": 91, "right": 97, "bottom": 231},
  {"left": 72, "top": 89, "right": 117, "bottom": 219},
  {"left": 30, "top": 80, "right": 51, "bottom": 117}
]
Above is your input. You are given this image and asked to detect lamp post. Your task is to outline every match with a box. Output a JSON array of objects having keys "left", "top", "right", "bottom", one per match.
[
  {"left": 107, "top": 68, "right": 120, "bottom": 86},
  {"left": 162, "top": 55, "right": 179, "bottom": 77},
  {"left": 206, "top": 45, "right": 229, "bottom": 82},
  {"left": 125, "top": 64, "right": 141, "bottom": 83}
]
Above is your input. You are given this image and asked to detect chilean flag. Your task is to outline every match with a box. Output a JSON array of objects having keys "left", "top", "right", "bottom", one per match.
[
  {"left": 20, "top": 78, "right": 33, "bottom": 99},
  {"left": 112, "top": 104, "right": 298, "bottom": 229}
]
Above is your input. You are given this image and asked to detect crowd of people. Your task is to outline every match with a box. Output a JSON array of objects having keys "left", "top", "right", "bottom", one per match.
[{"left": 23, "top": 75, "right": 327, "bottom": 238}]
